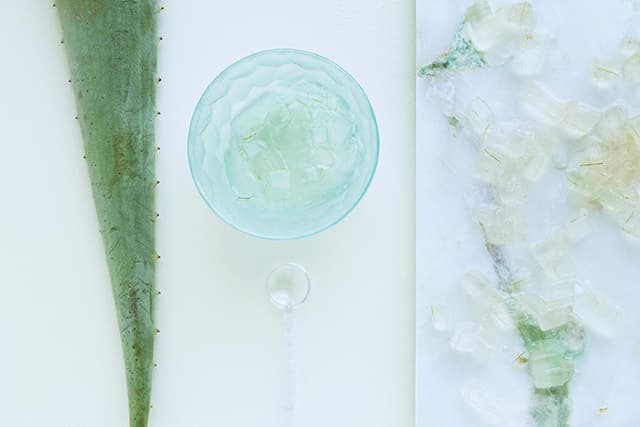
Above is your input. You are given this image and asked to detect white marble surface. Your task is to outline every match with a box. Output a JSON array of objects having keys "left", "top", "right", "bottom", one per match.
[
  {"left": 0, "top": 1, "right": 414, "bottom": 426},
  {"left": 417, "top": 1, "right": 640, "bottom": 426}
]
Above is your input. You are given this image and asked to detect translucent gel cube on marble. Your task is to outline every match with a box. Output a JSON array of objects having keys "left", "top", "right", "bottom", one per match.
[
  {"left": 483, "top": 302, "right": 515, "bottom": 331},
  {"left": 462, "top": 1, "right": 536, "bottom": 70},
  {"left": 516, "top": 293, "right": 570, "bottom": 332},
  {"left": 527, "top": 337, "right": 575, "bottom": 388},
  {"left": 449, "top": 322, "right": 497, "bottom": 353},
  {"left": 620, "top": 35, "right": 640, "bottom": 58},
  {"left": 462, "top": 379, "right": 525, "bottom": 426},
  {"left": 574, "top": 288, "right": 624, "bottom": 338},
  {"left": 511, "top": 44, "right": 544, "bottom": 78},
  {"left": 459, "top": 271, "right": 516, "bottom": 331},
  {"left": 463, "top": 2, "right": 533, "bottom": 55},
  {"left": 461, "top": 270, "right": 502, "bottom": 306},
  {"left": 515, "top": 280, "right": 577, "bottom": 331},
  {"left": 533, "top": 228, "right": 571, "bottom": 279},
  {"left": 519, "top": 84, "right": 566, "bottom": 127},
  {"left": 591, "top": 59, "right": 621, "bottom": 91},
  {"left": 472, "top": 204, "right": 526, "bottom": 245},
  {"left": 430, "top": 303, "right": 453, "bottom": 332},
  {"left": 464, "top": 98, "right": 495, "bottom": 141},
  {"left": 567, "top": 208, "right": 591, "bottom": 243},
  {"left": 623, "top": 53, "right": 640, "bottom": 84},
  {"left": 474, "top": 125, "right": 547, "bottom": 190},
  {"left": 559, "top": 102, "right": 600, "bottom": 140}
]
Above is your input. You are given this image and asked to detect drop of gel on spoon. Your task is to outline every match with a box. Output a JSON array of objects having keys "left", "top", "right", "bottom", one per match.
[{"left": 266, "top": 263, "right": 311, "bottom": 311}]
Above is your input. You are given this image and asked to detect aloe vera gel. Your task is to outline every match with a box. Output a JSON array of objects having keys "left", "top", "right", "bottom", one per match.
[{"left": 189, "top": 49, "right": 379, "bottom": 239}]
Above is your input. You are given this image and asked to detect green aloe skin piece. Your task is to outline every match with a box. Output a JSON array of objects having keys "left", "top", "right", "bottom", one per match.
[
  {"left": 56, "top": 1, "right": 159, "bottom": 426},
  {"left": 517, "top": 318, "right": 583, "bottom": 427},
  {"left": 485, "top": 239, "right": 583, "bottom": 427},
  {"left": 417, "top": 22, "right": 486, "bottom": 77}
]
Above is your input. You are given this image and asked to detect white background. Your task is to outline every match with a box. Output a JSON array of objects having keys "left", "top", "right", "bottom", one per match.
[{"left": 0, "top": 1, "right": 415, "bottom": 426}]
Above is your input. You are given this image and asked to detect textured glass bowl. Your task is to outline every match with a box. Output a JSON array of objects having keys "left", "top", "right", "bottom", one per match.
[{"left": 188, "top": 49, "right": 379, "bottom": 239}]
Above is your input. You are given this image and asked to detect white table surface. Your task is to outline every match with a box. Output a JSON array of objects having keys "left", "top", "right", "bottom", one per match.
[{"left": 0, "top": 1, "right": 415, "bottom": 426}]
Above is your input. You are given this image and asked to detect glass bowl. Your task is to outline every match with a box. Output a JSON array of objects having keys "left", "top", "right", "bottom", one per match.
[{"left": 188, "top": 48, "right": 379, "bottom": 239}]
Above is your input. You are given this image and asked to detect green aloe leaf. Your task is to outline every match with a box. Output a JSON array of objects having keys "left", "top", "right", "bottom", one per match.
[{"left": 56, "top": 1, "right": 159, "bottom": 426}]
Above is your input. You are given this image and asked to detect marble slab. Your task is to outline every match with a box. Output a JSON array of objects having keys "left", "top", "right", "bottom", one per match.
[{"left": 417, "top": 1, "right": 640, "bottom": 426}]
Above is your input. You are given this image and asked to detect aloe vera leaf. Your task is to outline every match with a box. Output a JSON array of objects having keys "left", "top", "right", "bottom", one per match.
[{"left": 56, "top": 1, "right": 159, "bottom": 426}]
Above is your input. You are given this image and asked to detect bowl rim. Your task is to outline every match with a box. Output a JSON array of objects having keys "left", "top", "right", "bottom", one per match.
[{"left": 187, "top": 47, "right": 380, "bottom": 240}]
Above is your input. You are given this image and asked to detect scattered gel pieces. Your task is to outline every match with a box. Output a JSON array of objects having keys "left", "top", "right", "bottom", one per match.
[
  {"left": 419, "top": 5, "right": 640, "bottom": 427},
  {"left": 464, "top": 1, "right": 535, "bottom": 66},
  {"left": 568, "top": 107, "right": 640, "bottom": 236},
  {"left": 519, "top": 84, "right": 599, "bottom": 139}
]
